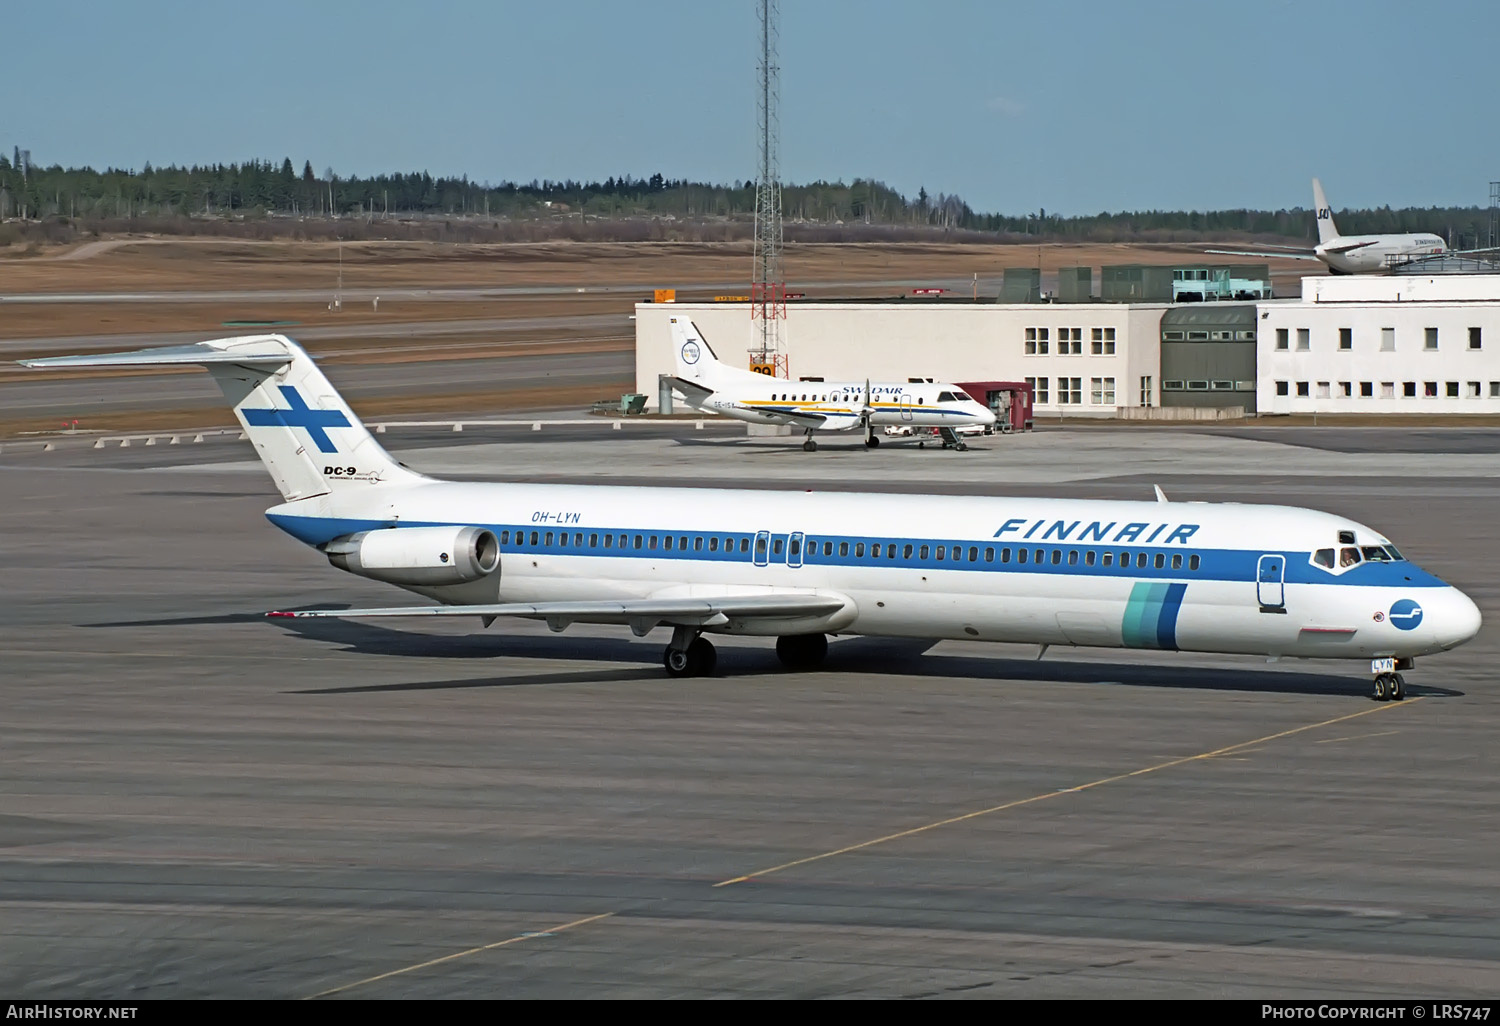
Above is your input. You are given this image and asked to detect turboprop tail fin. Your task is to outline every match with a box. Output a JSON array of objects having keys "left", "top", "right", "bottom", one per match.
[{"left": 20, "top": 334, "right": 424, "bottom": 502}]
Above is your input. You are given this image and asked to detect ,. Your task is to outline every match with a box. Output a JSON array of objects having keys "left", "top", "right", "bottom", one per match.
[{"left": 20, "top": 334, "right": 1481, "bottom": 697}]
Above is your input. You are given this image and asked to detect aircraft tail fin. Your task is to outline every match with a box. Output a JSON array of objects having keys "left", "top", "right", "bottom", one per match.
[
  {"left": 20, "top": 334, "right": 424, "bottom": 502},
  {"left": 670, "top": 316, "right": 734, "bottom": 384},
  {"left": 1312, "top": 177, "right": 1340, "bottom": 244}
]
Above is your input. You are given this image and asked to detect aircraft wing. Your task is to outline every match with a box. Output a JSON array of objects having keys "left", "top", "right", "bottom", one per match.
[
  {"left": 662, "top": 375, "right": 715, "bottom": 403},
  {"left": 1203, "top": 248, "right": 1321, "bottom": 262},
  {"left": 268, "top": 592, "right": 850, "bottom": 630},
  {"left": 758, "top": 407, "right": 829, "bottom": 428}
]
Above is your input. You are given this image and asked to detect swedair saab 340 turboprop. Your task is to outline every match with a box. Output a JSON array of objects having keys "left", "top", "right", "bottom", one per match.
[
  {"left": 663, "top": 317, "right": 996, "bottom": 451},
  {"left": 21, "top": 334, "right": 1481, "bottom": 699}
]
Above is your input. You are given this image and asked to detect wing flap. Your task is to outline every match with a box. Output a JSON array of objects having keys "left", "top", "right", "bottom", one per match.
[
  {"left": 269, "top": 592, "right": 848, "bottom": 626},
  {"left": 761, "top": 407, "right": 829, "bottom": 428}
]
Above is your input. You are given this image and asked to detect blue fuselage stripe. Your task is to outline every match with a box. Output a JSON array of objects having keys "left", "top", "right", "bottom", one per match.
[{"left": 265, "top": 514, "right": 1448, "bottom": 591}]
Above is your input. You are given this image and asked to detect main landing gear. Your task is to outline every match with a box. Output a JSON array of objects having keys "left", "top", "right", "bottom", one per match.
[
  {"left": 775, "top": 633, "right": 828, "bottom": 670},
  {"left": 802, "top": 429, "right": 818, "bottom": 453},
  {"left": 662, "top": 630, "right": 831, "bottom": 677},
  {"left": 1372, "top": 672, "right": 1406, "bottom": 702},
  {"left": 664, "top": 625, "right": 717, "bottom": 678}
]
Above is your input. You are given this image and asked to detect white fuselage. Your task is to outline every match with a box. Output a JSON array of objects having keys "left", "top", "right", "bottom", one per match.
[
  {"left": 694, "top": 380, "right": 994, "bottom": 432},
  {"left": 269, "top": 483, "right": 1481, "bottom": 662},
  {"left": 1316, "top": 234, "right": 1446, "bottom": 275}
]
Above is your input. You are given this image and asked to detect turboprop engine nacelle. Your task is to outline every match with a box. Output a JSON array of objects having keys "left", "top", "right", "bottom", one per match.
[{"left": 325, "top": 526, "right": 499, "bottom": 586}]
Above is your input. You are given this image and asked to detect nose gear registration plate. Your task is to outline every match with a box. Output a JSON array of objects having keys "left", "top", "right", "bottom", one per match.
[{"left": 1371, "top": 658, "right": 1396, "bottom": 674}]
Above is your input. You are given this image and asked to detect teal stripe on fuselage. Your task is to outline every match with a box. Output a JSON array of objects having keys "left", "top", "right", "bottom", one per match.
[{"left": 1121, "top": 581, "right": 1188, "bottom": 649}]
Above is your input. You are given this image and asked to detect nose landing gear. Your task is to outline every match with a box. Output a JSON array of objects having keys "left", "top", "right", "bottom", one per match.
[{"left": 1372, "top": 672, "right": 1405, "bottom": 702}]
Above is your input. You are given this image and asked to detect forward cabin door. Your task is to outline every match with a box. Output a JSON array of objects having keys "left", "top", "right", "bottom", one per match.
[
  {"left": 753, "top": 529, "right": 771, "bottom": 568},
  {"left": 787, "top": 531, "right": 805, "bottom": 569},
  {"left": 1256, "top": 554, "right": 1285, "bottom": 611}
]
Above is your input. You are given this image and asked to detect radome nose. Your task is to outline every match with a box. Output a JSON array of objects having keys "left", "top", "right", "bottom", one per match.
[{"left": 1437, "top": 588, "right": 1483, "bottom": 650}]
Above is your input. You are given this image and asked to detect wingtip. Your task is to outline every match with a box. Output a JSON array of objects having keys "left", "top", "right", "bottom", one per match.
[{"left": 265, "top": 610, "right": 296, "bottom": 618}]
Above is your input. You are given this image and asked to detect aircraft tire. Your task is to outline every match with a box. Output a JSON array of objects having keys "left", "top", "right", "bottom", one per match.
[
  {"left": 866, "top": 435, "right": 880, "bottom": 449},
  {"left": 1390, "top": 672, "right": 1405, "bottom": 701},
  {"left": 665, "top": 646, "right": 695, "bottom": 678},
  {"left": 803, "top": 439, "right": 818, "bottom": 453},
  {"left": 690, "top": 637, "right": 717, "bottom": 677},
  {"left": 776, "top": 633, "right": 828, "bottom": 670},
  {"left": 1372, "top": 674, "right": 1390, "bottom": 702}
]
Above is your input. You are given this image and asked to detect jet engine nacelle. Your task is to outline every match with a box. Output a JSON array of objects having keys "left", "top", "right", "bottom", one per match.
[{"left": 325, "top": 526, "right": 500, "bottom": 586}]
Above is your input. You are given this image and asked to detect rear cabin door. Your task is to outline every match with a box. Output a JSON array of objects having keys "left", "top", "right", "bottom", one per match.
[
  {"left": 1256, "top": 554, "right": 1285, "bottom": 611},
  {"left": 900, "top": 395, "right": 913, "bottom": 421},
  {"left": 753, "top": 529, "right": 771, "bottom": 567}
]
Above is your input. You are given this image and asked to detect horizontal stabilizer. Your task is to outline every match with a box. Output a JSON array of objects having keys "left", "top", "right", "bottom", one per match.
[
  {"left": 662, "top": 375, "right": 715, "bottom": 401},
  {"left": 1320, "top": 238, "right": 1377, "bottom": 255},
  {"left": 19, "top": 340, "right": 295, "bottom": 370},
  {"left": 269, "top": 592, "right": 849, "bottom": 627}
]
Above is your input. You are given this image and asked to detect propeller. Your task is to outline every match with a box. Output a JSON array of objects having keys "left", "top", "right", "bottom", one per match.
[{"left": 860, "top": 378, "right": 873, "bottom": 430}]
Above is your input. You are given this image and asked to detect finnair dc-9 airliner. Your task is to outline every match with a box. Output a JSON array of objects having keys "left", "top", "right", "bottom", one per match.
[{"left": 22, "top": 334, "right": 1480, "bottom": 700}]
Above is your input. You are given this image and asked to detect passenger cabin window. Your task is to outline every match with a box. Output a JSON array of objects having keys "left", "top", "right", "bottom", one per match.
[
  {"left": 1189, "top": 555, "right": 1200, "bottom": 571},
  {"left": 773, "top": 539, "right": 784, "bottom": 555},
  {"left": 855, "top": 543, "right": 865, "bottom": 557}
]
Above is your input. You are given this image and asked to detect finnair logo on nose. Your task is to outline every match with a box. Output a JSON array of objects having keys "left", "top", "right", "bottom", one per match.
[
  {"left": 1388, "top": 598, "right": 1424, "bottom": 631},
  {"left": 681, "top": 341, "right": 701, "bottom": 365}
]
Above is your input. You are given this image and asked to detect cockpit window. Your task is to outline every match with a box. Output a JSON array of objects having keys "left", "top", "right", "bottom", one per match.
[
  {"left": 1313, "top": 548, "right": 1335, "bottom": 569},
  {"left": 937, "top": 391, "right": 955, "bottom": 402},
  {"left": 1384, "top": 545, "right": 1404, "bottom": 561},
  {"left": 1361, "top": 546, "right": 1394, "bottom": 562},
  {"left": 1339, "top": 547, "right": 1362, "bottom": 568},
  {"left": 951, "top": 391, "right": 972, "bottom": 402}
]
